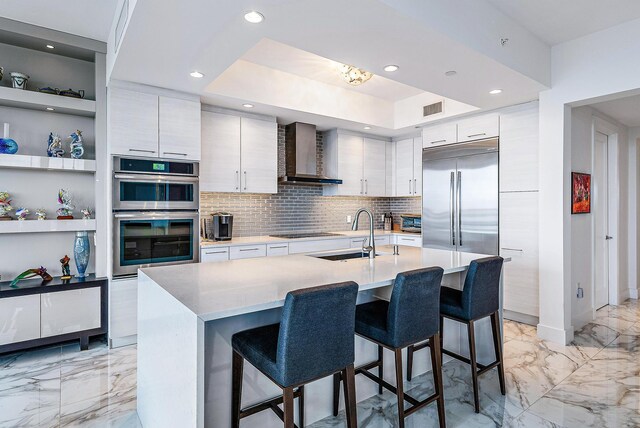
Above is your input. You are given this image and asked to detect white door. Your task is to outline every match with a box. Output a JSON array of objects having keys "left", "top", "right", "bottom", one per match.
[
  {"left": 158, "top": 97, "right": 201, "bottom": 160},
  {"left": 240, "top": 117, "right": 278, "bottom": 194},
  {"left": 395, "top": 138, "right": 414, "bottom": 196},
  {"left": 337, "top": 134, "right": 364, "bottom": 196},
  {"left": 109, "top": 88, "right": 159, "bottom": 157},
  {"left": 363, "top": 137, "right": 387, "bottom": 196},
  {"left": 594, "top": 132, "right": 610, "bottom": 309},
  {"left": 200, "top": 111, "right": 241, "bottom": 192}
]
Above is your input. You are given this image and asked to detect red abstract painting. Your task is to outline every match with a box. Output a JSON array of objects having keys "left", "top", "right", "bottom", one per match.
[{"left": 571, "top": 172, "right": 591, "bottom": 214}]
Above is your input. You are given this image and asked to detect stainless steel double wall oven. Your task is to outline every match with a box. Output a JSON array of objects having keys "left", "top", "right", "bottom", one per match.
[{"left": 112, "top": 156, "right": 199, "bottom": 277}]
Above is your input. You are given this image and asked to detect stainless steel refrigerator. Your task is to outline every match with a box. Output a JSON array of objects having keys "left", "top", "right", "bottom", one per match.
[{"left": 422, "top": 138, "right": 499, "bottom": 255}]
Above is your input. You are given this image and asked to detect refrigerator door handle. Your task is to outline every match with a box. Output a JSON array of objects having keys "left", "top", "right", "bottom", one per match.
[
  {"left": 450, "top": 171, "right": 455, "bottom": 245},
  {"left": 457, "top": 171, "right": 462, "bottom": 246}
]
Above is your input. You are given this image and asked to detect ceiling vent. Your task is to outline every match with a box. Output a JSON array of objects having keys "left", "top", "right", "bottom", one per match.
[{"left": 423, "top": 101, "right": 444, "bottom": 117}]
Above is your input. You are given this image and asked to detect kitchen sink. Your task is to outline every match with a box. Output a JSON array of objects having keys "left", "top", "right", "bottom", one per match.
[{"left": 308, "top": 251, "right": 386, "bottom": 261}]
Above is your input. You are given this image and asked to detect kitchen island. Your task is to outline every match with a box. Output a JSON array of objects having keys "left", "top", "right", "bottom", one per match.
[{"left": 137, "top": 246, "right": 506, "bottom": 428}]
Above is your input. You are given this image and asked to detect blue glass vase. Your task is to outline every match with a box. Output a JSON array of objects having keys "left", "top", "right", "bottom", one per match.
[{"left": 74, "top": 231, "right": 90, "bottom": 278}]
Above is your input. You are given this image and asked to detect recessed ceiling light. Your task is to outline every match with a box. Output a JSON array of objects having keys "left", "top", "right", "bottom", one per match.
[
  {"left": 489, "top": 89, "right": 502, "bottom": 95},
  {"left": 243, "top": 103, "right": 254, "bottom": 108},
  {"left": 363, "top": 126, "right": 371, "bottom": 130},
  {"left": 45, "top": 44, "right": 55, "bottom": 49},
  {"left": 244, "top": 11, "right": 264, "bottom": 23},
  {"left": 190, "top": 71, "right": 204, "bottom": 78},
  {"left": 46, "top": 107, "right": 55, "bottom": 111},
  {"left": 445, "top": 70, "right": 457, "bottom": 77},
  {"left": 383, "top": 65, "right": 399, "bottom": 72}
]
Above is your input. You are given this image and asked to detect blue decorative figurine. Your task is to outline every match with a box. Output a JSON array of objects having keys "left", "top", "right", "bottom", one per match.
[
  {"left": 68, "top": 130, "right": 84, "bottom": 159},
  {"left": 47, "top": 133, "right": 64, "bottom": 157},
  {"left": 0, "top": 123, "right": 18, "bottom": 155}
]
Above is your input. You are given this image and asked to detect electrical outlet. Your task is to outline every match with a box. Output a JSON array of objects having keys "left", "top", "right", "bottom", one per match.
[
  {"left": 577, "top": 284, "right": 584, "bottom": 299},
  {"left": 346, "top": 215, "right": 352, "bottom": 223},
  {"left": 381, "top": 215, "right": 385, "bottom": 222}
]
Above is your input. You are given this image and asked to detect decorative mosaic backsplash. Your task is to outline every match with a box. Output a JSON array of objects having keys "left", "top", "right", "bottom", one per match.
[{"left": 200, "top": 126, "right": 421, "bottom": 237}]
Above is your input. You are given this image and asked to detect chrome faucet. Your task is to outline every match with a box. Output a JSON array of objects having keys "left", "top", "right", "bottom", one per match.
[{"left": 352, "top": 208, "right": 376, "bottom": 259}]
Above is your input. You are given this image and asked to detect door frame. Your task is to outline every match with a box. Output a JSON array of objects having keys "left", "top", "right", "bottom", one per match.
[{"left": 591, "top": 117, "right": 620, "bottom": 314}]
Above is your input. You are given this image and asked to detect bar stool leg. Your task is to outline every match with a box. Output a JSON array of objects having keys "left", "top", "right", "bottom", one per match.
[
  {"left": 332, "top": 372, "right": 341, "bottom": 416},
  {"left": 406, "top": 344, "right": 413, "bottom": 382},
  {"left": 298, "top": 385, "right": 305, "bottom": 427},
  {"left": 491, "top": 311, "right": 506, "bottom": 395},
  {"left": 439, "top": 316, "right": 445, "bottom": 350},
  {"left": 430, "top": 333, "right": 446, "bottom": 428},
  {"left": 394, "top": 349, "right": 406, "bottom": 428},
  {"left": 378, "top": 345, "right": 384, "bottom": 393},
  {"left": 467, "top": 321, "right": 480, "bottom": 413},
  {"left": 231, "top": 351, "right": 244, "bottom": 428},
  {"left": 283, "top": 387, "right": 295, "bottom": 428},
  {"left": 342, "top": 364, "right": 358, "bottom": 428}
]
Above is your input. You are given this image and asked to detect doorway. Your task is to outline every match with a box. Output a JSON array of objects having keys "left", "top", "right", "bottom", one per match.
[{"left": 593, "top": 131, "right": 610, "bottom": 309}]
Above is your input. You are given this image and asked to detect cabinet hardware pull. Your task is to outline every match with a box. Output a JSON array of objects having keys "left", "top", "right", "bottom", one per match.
[
  {"left": 163, "top": 152, "right": 187, "bottom": 156},
  {"left": 244, "top": 171, "right": 247, "bottom": 190},
  {"left": 360, "top": 179, "right": 363, "bottom": 195},
  {"left": 206, "top": 250, "right": 228, "bottom": 254},
  {"left": 401, "top": 238, "right": 414, "bottom": 241},
  {"left": 413, "top": 178, "right": 417, "bottom": 194},
  {"left": 239, "top": 248, "right": 259, "bottom": 252},
  {"left": 409, "top": 179, "right": 412, "bottom": 194},
  {"left": 467, "top": 133, "right": 486, "bottom": 138},
  {"left": 129, "top": 148, "right": 156, "bottom": 154},
  {"left": 365, "top": 179, "right": 368, "bottom": 194},
  {"left": 431, "top": 139, "right": 446, "bottom": 144},
  {"left": 235, "top": 171, "right": 239, "bottom": 190},
  {"left": 269, "top": 245, "right": 288, "bottom": 249},
  {"left": 501, "top": 248, "right": 523, "bottom": 252}
]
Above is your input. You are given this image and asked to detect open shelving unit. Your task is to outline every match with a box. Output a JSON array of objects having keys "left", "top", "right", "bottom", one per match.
[
  {"left": 0, "top": 219, "right": 96, "bottom": 234},
  {"left": 0, "top": 153, "right": 96, "bottom": 172},
  {"left": 0, "top": 86, "right": 96, "bottom": 117}
]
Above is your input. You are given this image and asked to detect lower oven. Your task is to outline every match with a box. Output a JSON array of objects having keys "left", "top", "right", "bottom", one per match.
[{"left": 113, "top": 211, "right": 199, "bottom": 277}]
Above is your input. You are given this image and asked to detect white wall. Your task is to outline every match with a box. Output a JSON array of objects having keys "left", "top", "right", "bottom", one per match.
[
  {"left": 538, "top": 17, "right": 640, "bottom": 343},
  {"left": 630, "top": 127, "right": 640, "bottom": 299}
]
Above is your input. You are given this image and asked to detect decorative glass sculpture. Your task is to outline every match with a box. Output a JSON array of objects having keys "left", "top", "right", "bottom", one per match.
[
  {"left": 56, "top": 189, "right": 75, "bottom": 219},
  {"left": 35, "top": 208, "right": 46, "bottom": 220},
  {"left": 68, "top": 130, "right": 84, "bottom": 159},
  {"left": 10, "top": 266, "right": 53, "bottom": 288},
  {"left": 81, "top": 207, "right": 92, "bottom": 219},
  {"left": 0, "top": 191, "right": 12, "bottom": 219},
  {"left": 0, "top": 123, "right": 18, "bottom": 155},
  {"left": 15, "top": 207, "right": 29, "bottom": 220},
  {"left": 74, "top": 231, "right": 90, "bottom": 278},
  {"left": 47, "top": 133, "right": 64, "bottom": 158},
  {"left": 60, "top": 255, "right": 72, "bottom": 280}
]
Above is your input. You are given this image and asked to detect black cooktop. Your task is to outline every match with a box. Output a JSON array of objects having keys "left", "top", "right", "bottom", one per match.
[{"left": 269, "top": 232, "right": 345, "bottom": 239}]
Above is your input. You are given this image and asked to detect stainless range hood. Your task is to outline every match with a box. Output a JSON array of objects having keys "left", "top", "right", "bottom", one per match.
[{"left": 280, "top": 122, "right": 342, "bottom": 185}]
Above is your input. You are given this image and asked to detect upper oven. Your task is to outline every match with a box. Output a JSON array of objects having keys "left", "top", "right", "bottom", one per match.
[{"left": 113, "top": 156, "right": 199, "bottom": 211}]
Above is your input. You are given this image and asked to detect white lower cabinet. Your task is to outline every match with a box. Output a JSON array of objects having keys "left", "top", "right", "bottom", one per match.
[
  {"left": 350, "top": 235, "right": 390, "bottom": 248},
  {"left": 394, "top": 235, "right": 422, "bottom": 247},
  {"left": 288, "top": 238, "right": 350, "bottom": 254},
  {"left": 109, "top": 277, "right": 138, "bottom": 344},
  {"left": 230, "top": 245, "right": 267, "bottom": 260},
  {"left": 500, "top": 192, "right": 539, "bottom": 318},
  {"left": 201, "top": 247, "right": 230, "bottom": 263},
  {"left": 41, "top": 288, "right": 101, "bottom": 338},
  {"left": 0, "top": 295, "right": 40, "bottom": 346},
  {"left": 267, "top": 243, "right": 289, "bottom": 257}
]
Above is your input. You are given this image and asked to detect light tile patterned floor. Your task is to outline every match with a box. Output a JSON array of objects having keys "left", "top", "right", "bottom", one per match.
[{"left": 1, "top": 300, "right": 640, "bottom": 427}]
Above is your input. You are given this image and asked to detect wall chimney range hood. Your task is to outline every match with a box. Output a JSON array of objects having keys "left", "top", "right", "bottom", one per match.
[{"left": 280, "top": 122, "right": 342, "bottom": 185}]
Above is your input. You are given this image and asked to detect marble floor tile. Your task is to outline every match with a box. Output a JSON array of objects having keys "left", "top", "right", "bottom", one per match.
[{"left": 503, "top": 321, "right": 537, "bottom": 343}]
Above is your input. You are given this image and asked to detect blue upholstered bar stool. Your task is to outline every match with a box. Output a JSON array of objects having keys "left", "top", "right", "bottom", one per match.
[
  {"left": 231, "top": 282, "right": 359, "bottom": 428},
  {"left": 407, "top": 256, "right": 505, "bottom": 413},
  {"left": 333, "top": 267, "right": 446, "bottom": 428}
]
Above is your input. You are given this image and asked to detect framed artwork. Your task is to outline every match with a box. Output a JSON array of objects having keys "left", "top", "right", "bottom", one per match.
[{"left": 571, "top": 172, "right": 591, "bottom": 214}]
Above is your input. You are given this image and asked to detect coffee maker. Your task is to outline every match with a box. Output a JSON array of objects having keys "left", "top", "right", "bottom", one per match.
[{"left": 211, "top": 212, "right": 233, "bottom": 241}]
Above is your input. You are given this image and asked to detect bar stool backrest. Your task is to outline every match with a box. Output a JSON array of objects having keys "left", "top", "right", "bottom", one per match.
[
  {"left": 387, "top": 267, "right": 444, "bottom": 348},
  {"left": 462, "top": 256, "right": 504, "bottom": 320},
  {"left": 277, "top": 281, "right": 359, "bottom": 387}
]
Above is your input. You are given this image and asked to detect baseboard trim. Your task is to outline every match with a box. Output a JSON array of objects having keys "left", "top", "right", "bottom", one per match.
[
  {"left": 504, "top": 310, "right": 538, "bottom": 326},
  {"left": 536, "top": 323, "right": 574, "bottom": 345},
  {"left": 629, "top": 288, "right": 639, "bottom": 300},
  {"left": 109, "top": 334, "right": 137, "bottom": 348}
]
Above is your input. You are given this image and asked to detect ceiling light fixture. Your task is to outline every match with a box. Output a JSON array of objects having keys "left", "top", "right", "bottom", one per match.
[
  {"left": 489, "top": 89, "right": 502, "bottom": 95},
  {"left": 339, "top": 64, "right": 373, "bottom": 86},
  {"left": 244, "top": 11, "right": 264, "bottom": 23},
  {"left": 363, "top": 126, "right": 371, "bottom": 130},
  {"left": 46, "top": 107, "right": 54, "bottom": 111},
  {"left": 45, "top": 44, "right": 55, "bottom": 49},
  {"left": 445, "top": 70, "right": 457, "bottom": 77},
  {"left": 383, "top": 64, "right": 399, "bottom": 72},
  {"left": 190, "top": 71, "right": 204, "bottom": 78},
  {"left": 243, "top": 103, "right": 254, "bottom": 108}
]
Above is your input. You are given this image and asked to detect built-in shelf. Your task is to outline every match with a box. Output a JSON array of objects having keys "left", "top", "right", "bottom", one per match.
[
  {"left": 0, "top": 219, "right": 96, "bottom": 234},
  {"left": 0, "top": 86, "right": 96, "bottom": 117},
  {"left": 0, "top": 154, "right": 96, "bottom": 172}
]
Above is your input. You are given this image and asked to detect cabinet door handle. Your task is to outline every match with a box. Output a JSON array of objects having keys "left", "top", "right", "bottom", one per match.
[
  {"left": 365, "top": 179, "right": 368, "bottom": 195},
  {"left": 239, "top": 248, "right": 259, "bottom": 252},
  {"left": 269, "top": 245, "right": 288, "bottom": 249},
  {"left": 244, "top": 171, "right": 247, "bottom": 190},
  {"left": 360, "top": 179, "right": 363, "bottom": 195},
  {"left": 413, "top": 178, "right": 417, "bottom": 194},
  {"left": 205, "top": 250, "right": 228, "bottom": 254},
  {"left": 501, "top": 248, "right": 523, "bottom": 252},
  {"left": 430, "top": 139, "right": 446, "bottom": 144},
  {"left": 163, "top": 152, "right": 187, "bottom": 156},
  {"left": 235, "top": 171, "right": 239, "bottom": 190},
  {"left": 400, "top": 237, "right": 415, "bottom": 241},
  {"left": 409, "top": 179, "right": 412, "bottom": 194},
  {"left": 129, "top": 148, "right": 156, "bottom": 154},
  {"left": 467, "top": 132, "right": 486, "bottom": 138}
]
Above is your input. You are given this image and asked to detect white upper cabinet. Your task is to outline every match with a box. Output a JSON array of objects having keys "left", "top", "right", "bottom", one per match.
[
  {"left": 363, "top": 137, "right": 387, "bottom": 196},
  {"left": 394, "top": 137, "right": 422, "bottom": 196},
  {"left": 413, "top": 136, "right": 423, "bottom": 196},
  {"left": 200, "top": 111, "right": 278, "bottom": 194},
  {"left": 159, "top": 97, "right": 201, "bottom": 160},
  {"left": 240, "top": 117, "right": 278, "bottom": 194},
  {"left": 201, "top": 111, "right": 241, "bottom": 192},
  {"left": 499, "top": 103, "right": 539, "bottom": 192},
  {"left": 109, "top": 88, "right": 159, "bottom": 157},
  {"left": 109, "top": 88, "right": 201, "bottom": 160},
  {"left": 422, "top": 122, "right": 457, "bottom": 147},
  {"left": 456, "top": 113, "right": 499, "bottom": 143}
]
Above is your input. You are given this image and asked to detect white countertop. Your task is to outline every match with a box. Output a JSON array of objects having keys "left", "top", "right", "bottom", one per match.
[
  {"left": 140, "top": 246, "right": 503, "bottom": 322},
  {"left": 200, "top": 229, "right": 420, "bottom": 248}
]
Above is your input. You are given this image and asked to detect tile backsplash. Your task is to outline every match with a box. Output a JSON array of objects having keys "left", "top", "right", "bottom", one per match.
[{"left": 200, "top": 126, "right": 421, "bottom": 237}]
